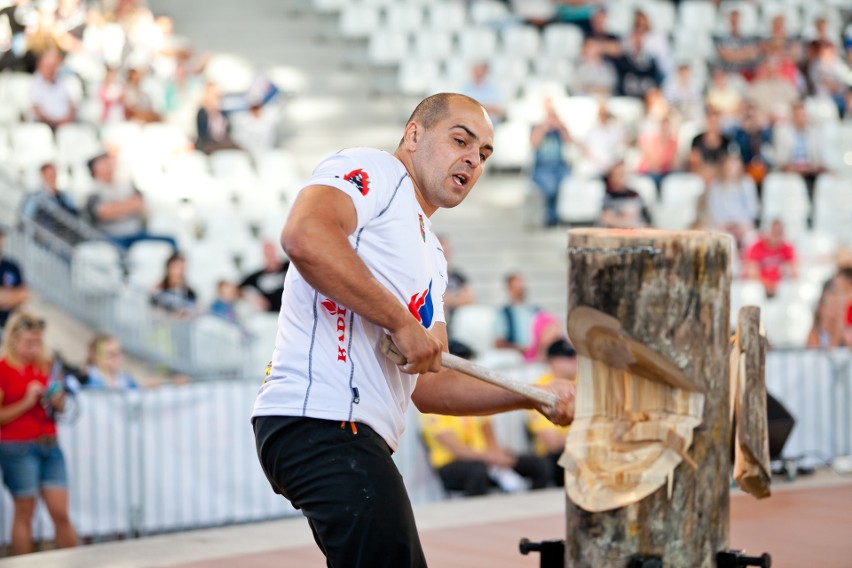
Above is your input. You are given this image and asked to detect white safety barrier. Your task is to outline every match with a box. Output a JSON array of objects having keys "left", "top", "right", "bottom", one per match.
[{"left": 2, "top": 349, "right": 851, "bottom": 549}]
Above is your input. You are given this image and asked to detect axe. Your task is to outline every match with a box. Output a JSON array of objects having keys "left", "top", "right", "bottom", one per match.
[{"left": 379, "top": 335, "right": 559, "bottom": 407}]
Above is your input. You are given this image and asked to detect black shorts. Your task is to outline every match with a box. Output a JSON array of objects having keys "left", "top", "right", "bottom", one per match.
[{"left": 253, "top": 415, "right": 428, "bottom": 568}]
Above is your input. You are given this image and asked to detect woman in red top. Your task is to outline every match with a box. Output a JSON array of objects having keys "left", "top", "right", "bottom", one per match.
[{"left": 0, "top": 311, "right": 77, "bottom": 554}]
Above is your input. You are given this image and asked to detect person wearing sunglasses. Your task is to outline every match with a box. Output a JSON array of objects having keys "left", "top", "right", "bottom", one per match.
[{"left": 0, "top": 311, "right": 77, "bottom": 555}]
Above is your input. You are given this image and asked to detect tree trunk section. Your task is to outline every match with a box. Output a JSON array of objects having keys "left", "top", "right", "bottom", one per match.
[{"left": 565, "top": 228, "right": 733, "bottom": 568}]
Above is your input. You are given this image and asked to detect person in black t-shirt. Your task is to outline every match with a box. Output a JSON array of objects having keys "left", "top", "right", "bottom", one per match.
[
  {"left": 689, "top": 107, "right": 733, "bottom": 176},
  {"left": 598, "top": 162, "right": 651, "bottom": 229},
  {"left": 0, "top": 228, "right": 29, "bottom": 337},
  {"left": 239, "top": 240, "right": 289, "bottom": 313}
]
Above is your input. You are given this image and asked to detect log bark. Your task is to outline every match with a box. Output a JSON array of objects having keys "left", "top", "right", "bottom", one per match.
[
  {"left": 732, "top": 306, "right": 772, "bottom": 498},
  {"left": 565, "top": 228, "right": 733, "bottom": 568}
]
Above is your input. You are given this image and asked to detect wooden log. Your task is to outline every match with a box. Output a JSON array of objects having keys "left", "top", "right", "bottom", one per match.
[
  {"left": 732, "top": 306, "right": 772, "bottom": 499},
  {"left": 565, "top": 228, "right": 733, "bottom": 568}
]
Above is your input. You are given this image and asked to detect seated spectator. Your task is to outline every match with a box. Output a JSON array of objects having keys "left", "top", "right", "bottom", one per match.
[
  {"left": 30, "top": 48, "right": 75, "bottom": 131},
  {"left": 598, "top": 161, "right": 651, "bottom": 229},
  {"left": 20, "top": 163, "right": 85, "bottom": 246},
  {"left": 210, "top": 279, "right": 241, "bottom": 324},
  {"left": 0, "top": 311, "right": 77, "bottom": 555},
  {"left": 773, "top": 100, "right": 825, "bottom": 200},
  {"left": 494, "top": 272, "right": 549, "bottom": 357},
  {"left": 573, "top": 37, "right": 618, "bottom": 98},
  {"left": 731, "top": 103, "right": 773, "bottom": 186},
  {"left": 21, "top": 163, "right": 77, "bottom": 219},
  {"left": 84, "top": 334, "right": 138, "bottom": 390},
  {"left": 0, "top": 0, "right": 32, "bottom": 73},
  {"left": 530, "top": 97, "right": 572, "bottom": 227},
  {"left": 706, "top": 154, "right": 759, "bottom": 247},
  {"left": 528, "top": 338, "right": 577, "bottom": 487},
  {"left": 196, "top": 82, "right": 240, "bottom": 155},
  {"left": 744, "top": 219, "right": 797, "bottom": 298},
  {"left": 706, "top": 68, "right": 744, "bottom": 128},
  {"left": 0, "top": 228, "right": 29, "bottom": 343},
  {"left": 713, "top": 8, "right": 762, "bottom": 79},
  {"left": 437, "top": 236, "right": 474, "bottom": 318},
  {"left": 124, "top": 66, "right": 161, "bottom": 123},
  {"left": 420, "top": 413, "right": 550, "bottom": 497},
  {"left": 747, "top": 54, "right": 802, "bottom": 120},
  {"left": 578, "top": 103, "right": 625, "bottom": 178},
  {"left": 662, "top": 61, "right": 703, "bottom": 121},
  {"left": 614, "top": 31, "right": 663, "bottom": 100},
  {"left": 806, "top": 279, "right": 846, "bottom": 349},
  {"left": 629, "top": 8, "right": 671, "bottom": 76},
  {"left": 808, "top": 41, "right": 850, "bottom": 117},
  {"left": 231, "top": 94, "right": 280, "bottom": 158},
  {"left": 688, "top": 107, "right": 733, "bottom": 177},
  {"left": 239, "top": 240, "right": 289, "bottom": 313},
  {"left": 762, "top": 14, "right": 803, "bottom": 66},
  {"left": 584, "top": 6, "right": 622, "bottom": 61},
  {"left": 636, "top": 113, "right": 678, "bottom": 187},
  {"left": 98, "top": 67, "right": 126, "bottom": 124},
  {"left": 150, "top": 252, "right": 196, "bottom": 316},
  {"left": 85, "top": 153, "right": 176, "bottom": 250},
  {"left": 460, "top": 62, "right": 505, "bottom": 124}
]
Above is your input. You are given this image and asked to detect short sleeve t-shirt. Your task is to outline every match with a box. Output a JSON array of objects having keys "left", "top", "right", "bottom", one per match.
[
  {"left": 0, "top": 258, "right": 25, "bottom": 328},
  {"left": 746, "top": 239, "right": 795, "bottom": 285},
  {"left": 252, "top": 148, "right": 448, "bottom": 451},
  {"left": 0, "top": 359, "right": 56, "bottom": 441},
  {"left": 420, "top": 414, "right": 490, "bottom": 469}
]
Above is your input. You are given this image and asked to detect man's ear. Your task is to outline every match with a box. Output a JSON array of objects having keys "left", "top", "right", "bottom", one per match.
[{"left": 403, "top": 122, "right": 418, "bottom": 149}]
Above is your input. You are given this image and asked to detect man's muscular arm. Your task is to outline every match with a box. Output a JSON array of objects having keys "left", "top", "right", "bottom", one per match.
[{"left": 281, "top": 185, "right": 442, "bottom": 374}]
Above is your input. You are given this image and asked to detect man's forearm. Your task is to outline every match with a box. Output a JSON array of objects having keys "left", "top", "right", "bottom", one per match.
[
  {"left": 413, "top": 368, "right": 532, "bottom": 417},
  {"left": 0, "top": 287, "right": 28, "bottom": 309}
]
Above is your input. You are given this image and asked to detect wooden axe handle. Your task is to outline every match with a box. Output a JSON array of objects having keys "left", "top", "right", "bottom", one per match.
[{"left": 380, "top": 335, "right": 559, "bottom": 407}]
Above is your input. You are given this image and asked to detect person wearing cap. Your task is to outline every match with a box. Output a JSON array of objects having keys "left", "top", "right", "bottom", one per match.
[
  {"left": 527, "top": 338, "right": 577, "bottom": 487},
  {"left": 0, "top": 228, "right": 29, "bottom": 342}
]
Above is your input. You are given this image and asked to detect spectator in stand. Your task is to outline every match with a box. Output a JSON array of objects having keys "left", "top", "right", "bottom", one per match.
[
  {"left": 83, "top": 334, "right": 138, "bottom": 390},
  {"left": 0, "top": 228, "right": 29, "bottom": 343},
  {"left": 636, "top": 113, "right": 677, "bottom": 188},
  {"left": 808, "top": 41, "right": 850, "bottom": 117},
  {"left": 744, "top": 219, "right": 797, "bottom": 298},
  {"left": 528, "top": 338, "right": 576, "bottom": 487},
  {"left": 584, "top": 6, "right": 622, "bottom": 61},
  {"left": 579, "top": 103, "right": 625, "bottom": 178},
  {"left": 773, "top": 100, "right": 826, "bottom": 201},
  {"left": 599, "top": 161, "right": 651, "bottom": 229},
  {"left": 494, "top": 272, "right": 540, "bottom": 355},
  {"left": 763, "top": 14, "right": 803, "bottom": 65},
  {"left": 460, "top": 62, "right": 505, "bottom": 124},
  {"left": 98, "top": 67, "right": 126, "bottom": 123},
  {"left": 20, "top": 163, "right": 82, "bottom": 244},
  {"left": 747, "top": 53, "right": 801, "bottom": 120},
  {"left": 437, "top": 236, "right": 474, "bottom": 319},
  {"left": 806, "top": 279, "right": 846, "bottom": 349},
  {"left": 124, "top": 66, "right": 161, "bottom": 123},
  {"left": 731, "top": 102, "right": 773, "bottom": 187},
  {"left": 85, "top": 152, "right": 177, "bottom": 250},
  {"left": 196, "top": 81, "right": 240, "bottom": 155},
  {"left": 662, "top": 61, "right": 703, "bottom": 121},
  {"left": 835, "top": 268, "right": 852, "bottom": 347},
  {"left": 706, "top": 68, "right": 744, "bottom": 129},
  {"left": 420, "top": 412, "right": 551, "bottom": 497},
  {"left": 30, "top": 48, "right": 75, "bottom": 131},
  {"left": 0, "top": 311, "right": 77, "bottom": 555},
  {"left": 150, "top": 252, "right": 196, "bottom": 317},
  {"left": 614, "top": 30, "right": 663, "bottom": 100},
  {"left": 573, "top": 37, "right": 618, "bottom": 97},
  {"left": 0, "top": 0, "right": 32, "bottom": 73},
  {"left": 231, "top": 93, "right": 280, "bottom": 158},
  {"left": 706, "top": 154, "right": 759, "bottom": 247},
  {"left": 239, "top": 240, "right": 289, "bottom": 313},
  {"left": 551, "top": 0, "right": 597, "bottom": 34},
  {"left": 209, "top": 279, "right": 241, "bottom": 324},
  {"left": 530, "top": 97, "right": 571, "bottom": 227},
  {"left": 713, "top": 8, "right": 762, "bottom": 79},
  {"left": 688, "top": 106, "right": 733, "bottom": 177},
  {"left": 629, "top": 9, "right": 671, "bottom": 77}
]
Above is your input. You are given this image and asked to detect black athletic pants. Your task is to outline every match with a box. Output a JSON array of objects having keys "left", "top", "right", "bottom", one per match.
[{"left": 253, "top": 415, "right": 427, "bottom": 568}]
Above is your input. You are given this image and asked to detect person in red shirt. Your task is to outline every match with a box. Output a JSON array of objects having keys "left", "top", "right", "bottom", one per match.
[
  {"left": 0, "top": 311, "right": 77, "bottom": 555},
  {"left": 744, "top": 219, "right": 797, "bottom": 297}
]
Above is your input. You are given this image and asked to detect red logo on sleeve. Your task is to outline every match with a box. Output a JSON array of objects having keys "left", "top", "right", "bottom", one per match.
[{"left": 343, "top": 169, "right": 370, "bottom": 196}]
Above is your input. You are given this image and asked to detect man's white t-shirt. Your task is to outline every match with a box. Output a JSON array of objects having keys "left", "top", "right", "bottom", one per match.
[{"left": 251, "top": 147, "right": 448, "bottom": 451}]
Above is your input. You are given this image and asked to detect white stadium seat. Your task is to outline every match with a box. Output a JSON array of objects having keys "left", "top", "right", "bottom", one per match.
[{"left": 556, "top": 177, "right": 605, "bottom": 225}]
